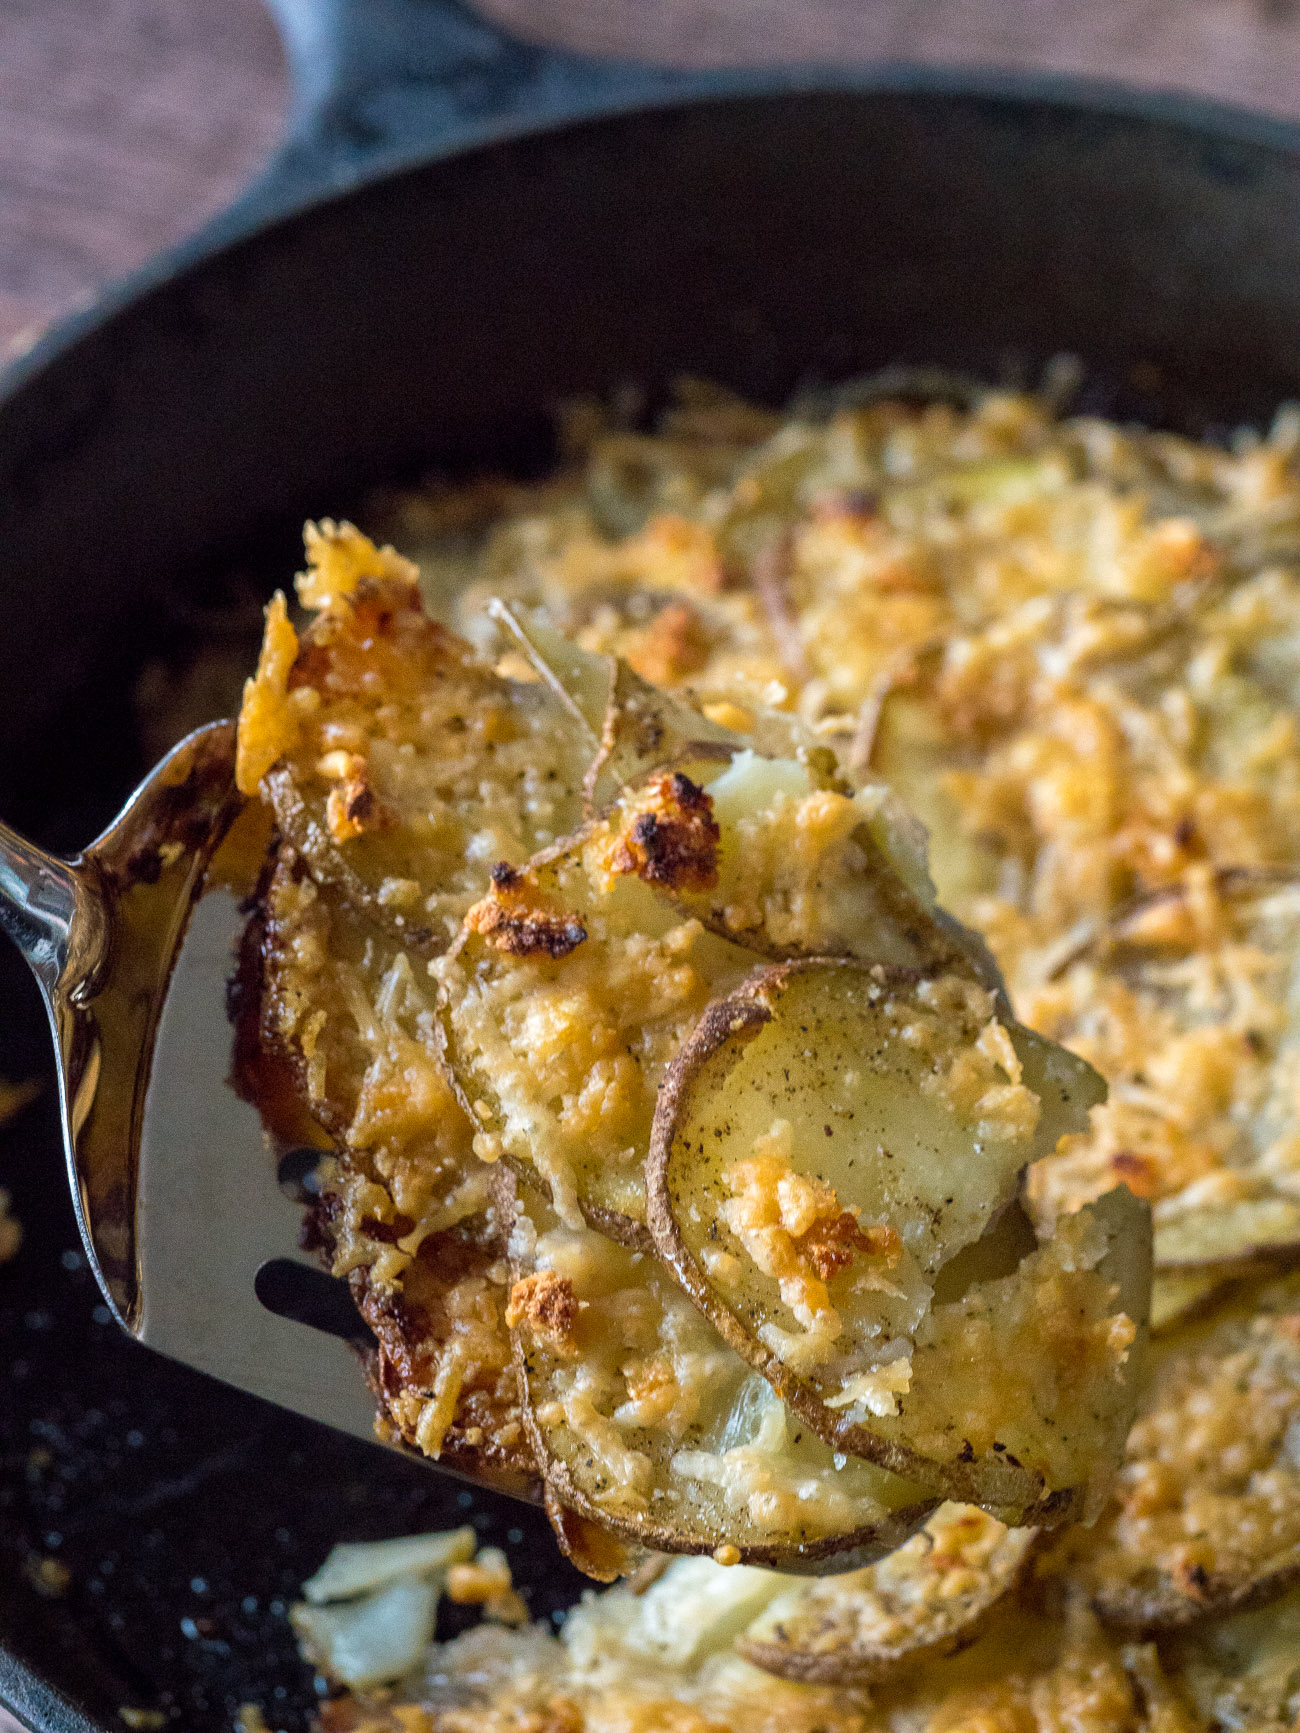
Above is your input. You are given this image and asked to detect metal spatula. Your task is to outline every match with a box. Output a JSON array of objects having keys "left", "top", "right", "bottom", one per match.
[{"left": 0, "top": 723, "right": 407, "bottom": 1460}]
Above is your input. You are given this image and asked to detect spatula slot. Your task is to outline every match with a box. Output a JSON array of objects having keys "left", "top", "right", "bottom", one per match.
[{"left": 254, "top": 1258, "right": 375, "bottom": 1345}]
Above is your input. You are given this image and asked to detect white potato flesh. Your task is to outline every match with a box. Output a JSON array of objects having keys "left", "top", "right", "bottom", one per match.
[
  {"left": 650, "top": 962, "right": 1147, "bottom": 1519},
  {"left": 623, "top": 1558, "right": 788, "bottom": 1666},
  {"left": 300, "top": 1528, "right": 476, "bottom": 1604},
  {"left": 651, "top": 961, "right": 1104, "bottom": 1378},
  {"left": 290, "top": 1574, "right": 439, "bottom": 1688},
  {"left": 505, "top": 1184, "right": 936, "bottom": 1569}
]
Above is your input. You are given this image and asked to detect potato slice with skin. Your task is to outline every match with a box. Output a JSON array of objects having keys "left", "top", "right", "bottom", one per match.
[
  {"left": 254, "top": 850, "right": 538, "bottom": 1493},
  {"left": 649, "top": 960, "right": 1147, "bottom": 1521},
  {"left": 737, "top": 1503, "right": 1036, "bottom": 1684},
  {"left": 502, "top": 1173, "right": 938, "bottom": 1575},
  {"left": 243, "top": 556, "right": 593, "bottom": 951},
  {"left": 602, "top": 752, "right": 997, "bottom": 985},
  {"left": 431, "top": 830, "right": 758, "bottom": 1233},
  {"left": 432, "top": 750, "right": 1002, "bottom": 1234},
  {"left": 493, "top": 599, "right": 1000, "bottom": 989},
  {"left": 1083, "top": 1276, "right": 1300, "bottom": 1632}
]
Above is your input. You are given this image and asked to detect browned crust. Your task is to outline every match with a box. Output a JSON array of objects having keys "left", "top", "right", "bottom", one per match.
[
  {"left": 645, "top": 958, "right": 1084, "bottom": 1527},
  {"left": 464, "top": 862, "right": 588, "bottom": 959},
  {"left": 348, "top": 1209, "right": 542, "bottom": 1501},
  {"left": 737, "top": 1526, "right": 1039, "bottom": 1684},
  {"left": 244, "top": 844, "right": 542, "bottom": 1501},
  {"left": 499, "top": 1168, "right": 936, "bottom": 1577},
  {"left": 506, "top": 1271, "right": 580, "bottom": 1354},
  {"left": 605, "top": 771, "right": 720, "bottom": 893},
  {"left": 324, "top": 760, "right": 392, "bottom": 842}
]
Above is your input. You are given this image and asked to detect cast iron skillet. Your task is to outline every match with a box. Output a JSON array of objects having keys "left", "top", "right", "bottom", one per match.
[{"left": 5, "top": 2, "right": 1300, "bottom": 1727}]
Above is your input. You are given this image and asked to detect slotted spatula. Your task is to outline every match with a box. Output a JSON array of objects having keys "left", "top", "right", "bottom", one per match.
[{"left": 0, "top": 723, "right": 418, "bottom": 1461}]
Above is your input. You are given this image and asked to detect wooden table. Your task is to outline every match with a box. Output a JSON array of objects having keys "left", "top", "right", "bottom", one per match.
[{"left": 6, "top": 0, "right": 1300, "bottom": 363}]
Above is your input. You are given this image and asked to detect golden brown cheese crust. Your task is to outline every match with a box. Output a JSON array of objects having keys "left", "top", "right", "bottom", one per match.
[
  {"left": 465, "top": 865, "right": 589, "bottom": 960},
  {"left": 505, "top": 1271, "right": 581, "bottom": 1356},
  {"left": 1074, "top": 1291, "right": 1300, "bottom": 1630},
  {"left": 601, "top": 771, "right": 721, "bottom": 893},
  {"left": 295, "top": 382, "right": 1300, "bottom": 1733},
  {"left": 399, "top": 388, "right": 1300, "bottom": 1273},
  {"left": 254, "top": 843, "right": 537, "bottom": 1494}
]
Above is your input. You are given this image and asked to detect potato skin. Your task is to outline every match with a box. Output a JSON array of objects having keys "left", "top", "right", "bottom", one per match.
[
  {"left": 502, "top": 1172, "right": 939, "bottom": 1578},
  {"left": 647, "top": 958, "right": 1142, "bottom": 1529},
  {"left": 737, "top": 1509, "right": 1038, "bottom": 1684}
]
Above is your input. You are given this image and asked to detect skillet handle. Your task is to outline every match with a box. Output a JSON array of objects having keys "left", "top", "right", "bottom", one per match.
[{"left": 257, "top": 0, "right": 682, "bottom": 210}]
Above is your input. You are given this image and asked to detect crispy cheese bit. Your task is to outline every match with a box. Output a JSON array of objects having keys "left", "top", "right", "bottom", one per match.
[
  {"left": 604, "top": 771, "right": 721, "bottom": 893},
  {"left": 296, "top": 518, "right": 420, "bottom": 612},
  {"left": 235, "top": 591, "right": 302, "bottom": 796},
  {"left": 464, "top": 863, "right": 588, "bottom": 959},
  {"left": 505, "top": 1270, "right": 580, "bottom": 1356},
  {"left": 800, "top": 1211, "right": 901, "bottom": 1281},
  {"left": 445, "top": 1547, "right": 529, "bottom": 1623},
  {"left": 720, "top": 1122, "right": 898, "bottom": 1340},
  {"left": 447, "top": 1547, "right": 513, "bottom": 1604},
  {"left": 317, "top": 751, "right": 392, "bottom": 843}
]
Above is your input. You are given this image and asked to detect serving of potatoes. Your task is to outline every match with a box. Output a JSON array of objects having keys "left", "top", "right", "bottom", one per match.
[
  {"left": 228, "top": 380, "right": 1300, "bottom": 1732},
  {"left": 238, "top": 518, "right": 1150, "bottom": 1574}
]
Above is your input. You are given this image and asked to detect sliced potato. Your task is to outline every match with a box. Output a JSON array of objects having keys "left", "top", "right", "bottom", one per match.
[
  {"left": 431, "top": 836, "right": 756, "bottom": 1231},
  {"left": 1084, "top": 1275, "right": 1300, "bottom": 1631},
  {"left": 494, "top": 599, "right": 999, "bottom": 988},
  {"left": 649, "top": 957, "right": 1138, "bottom": 1520},
  {"left": 1154, "top": 1195, "right": 1300, "bottom": 1270},
  {"left": 599, "top": 751, "right": 993, "bottom": 982},
  {"left": 237, "top": 533, "right": 592, "bottom": 948},
  {"left": 431, "top": 762, "right": 1004, "bottom": 1234},
  {"left": 257, "top": 849, "right": 536, "bottom": 1490},
  {"left": 1023, "top": 875, "right": 1300, "bottom": 1278},
  {"left": 1162, "top": 1583, "right": 1300, "bottom": 1730},
  {"left": 737, "top": 1504, "right": 1036, "bottom": 1683},
  {"left": 488, "top": 599, "right": 738, "bottom": 810},
  {"left": 503, "top": 1174, "right": 938, "bottom": 1574}
]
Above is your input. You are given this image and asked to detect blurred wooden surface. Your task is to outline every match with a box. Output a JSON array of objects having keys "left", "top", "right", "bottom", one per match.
[
  {"left": 7, "top": 0, "right": 1300, "bottom": 361},
  {"left": 0, "top": 0, "right": 288, "bottom": 357}
]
